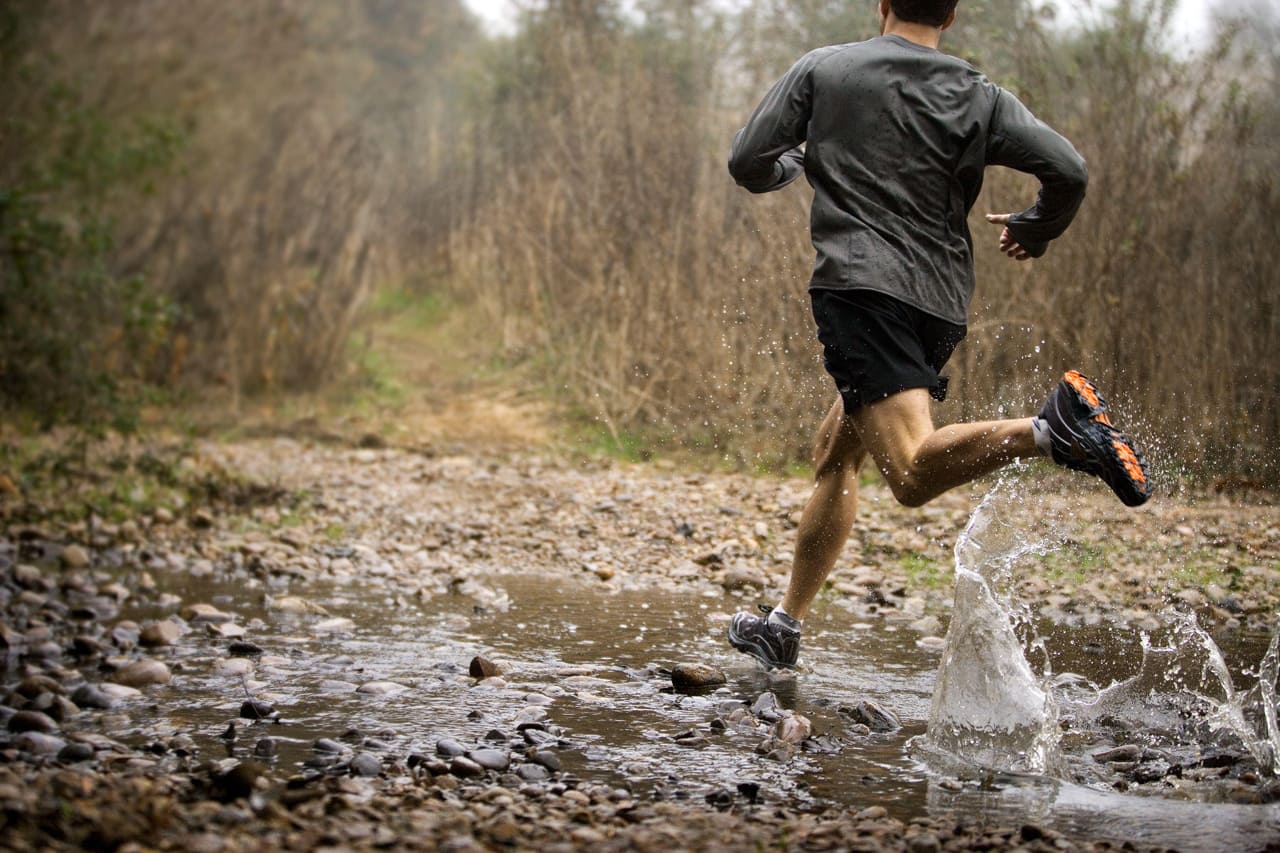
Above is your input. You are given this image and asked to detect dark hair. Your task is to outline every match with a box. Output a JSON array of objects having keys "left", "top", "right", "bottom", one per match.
[{"left": 889, "top": 0, "right": 958, "bottom": 27}]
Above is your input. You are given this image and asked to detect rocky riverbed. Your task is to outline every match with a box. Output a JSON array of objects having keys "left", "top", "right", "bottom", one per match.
[{"left": 1, "top": 435, "right": 1278, "bottom": 851}]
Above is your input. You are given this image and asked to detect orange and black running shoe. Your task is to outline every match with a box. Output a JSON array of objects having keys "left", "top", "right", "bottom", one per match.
[{"left": 1039, "top": 370, "right": 1152, "bottom": 507}]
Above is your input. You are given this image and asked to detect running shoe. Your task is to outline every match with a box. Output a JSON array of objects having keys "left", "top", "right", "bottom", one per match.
[
  {"left": 1039, "top": 370, "right": 1152, "bottom": 507},
  {"left": 727, "top": 605, "right": 800, "bottom": 669}
]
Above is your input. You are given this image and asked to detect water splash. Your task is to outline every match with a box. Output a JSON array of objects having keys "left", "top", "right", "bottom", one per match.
[
  {"left": 924, "top": 473, "right": 1063, "bottom": 773},
  {"left": 1076, "top": 610, "right": 1280, "bottom": 775},
  {"left": 921, "top": 468, "right": 1280, "bottom": 784}
]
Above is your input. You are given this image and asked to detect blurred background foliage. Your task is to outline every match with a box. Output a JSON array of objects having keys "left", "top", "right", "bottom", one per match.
[{"left": 1, "top": 0, "right": 1276, "bottom": 482}]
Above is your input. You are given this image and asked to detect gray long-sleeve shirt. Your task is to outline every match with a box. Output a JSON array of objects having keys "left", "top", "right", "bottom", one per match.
[{"left": 728, "top": 34, "right": 1087, "bottom": 325}]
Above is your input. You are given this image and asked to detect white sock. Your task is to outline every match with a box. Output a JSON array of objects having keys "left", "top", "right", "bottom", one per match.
[
  {"left": 768, "top": 606, "right": 801, "bottom": 632},
  {"left": 1031, "top": 417, "right": 1052, "bottom": 457}
]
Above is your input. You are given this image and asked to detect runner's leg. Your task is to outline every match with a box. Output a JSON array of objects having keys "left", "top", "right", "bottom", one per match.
[
  {"left": 852, "top": 388, "right": 1037, "bottom": 508},
  {"left": 780, "top": 398, "right": 866, "bottom": 619}
]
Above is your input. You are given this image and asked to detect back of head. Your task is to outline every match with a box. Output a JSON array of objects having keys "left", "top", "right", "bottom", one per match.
[{"left": 889, "top": 0, "right": 959, "bottom": 27}]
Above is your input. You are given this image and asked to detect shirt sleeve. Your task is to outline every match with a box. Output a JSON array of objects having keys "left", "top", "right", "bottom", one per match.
[
  {"left": 728, "top": 49, "right": 830, "bottom": 194},
  {"left": 986, "top": 89, "right": 1088, "bottom": 258}
]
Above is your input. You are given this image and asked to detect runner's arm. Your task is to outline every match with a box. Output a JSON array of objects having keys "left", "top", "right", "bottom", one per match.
[
  {"left": 728, "top": 50, "right": 828, "bottom": 193},
  {"left": 986, "top": 89, "right": 1088, "bottom": 258}
]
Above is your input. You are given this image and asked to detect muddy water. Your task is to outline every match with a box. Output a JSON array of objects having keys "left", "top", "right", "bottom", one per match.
[{"left": 104, "top": 567, "right": 1280, "bottom": 851}]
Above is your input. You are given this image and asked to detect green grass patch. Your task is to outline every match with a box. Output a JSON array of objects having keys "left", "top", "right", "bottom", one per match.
[
  {"left": 1035, "top": 542, "right": 1107, "bottom": 585},
  {"left": 569, "top": 422, "right": 654, "bottom": 463},
  {"left": 369, "top": 286, "right": 451, "bottom": 332},
  {"left": 343, "top": 344, "right": 408, "bottom": 413},
  {"left": 899, "top": 552, "right": 948, "bottom": 589},
  {"left": 1167, "top": 551, "right": 1231, "bottom": 587}
]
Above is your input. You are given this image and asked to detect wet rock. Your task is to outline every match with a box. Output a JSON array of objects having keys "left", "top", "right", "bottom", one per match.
[
  {"left": 169, "top": 734, "right": 197, "bottom": 755},
  {"left": 60, "top": 545, "right": 91, "bottom": 569},
  {"left": 350, "top": 752, "right": 382, "bottom": 777},
  {"left": 239, "top": 699, "right": 275, "bottom": 720},
  {"left": 8, "top": 710, "right": 58, "bottom": 734},
  {"left": 516, "top": 763, "right": 550, "bottom": 782},
  {"left": 13, "top": 564, "right": 47, "bottom": 590},
  {"left": 705, "top": 788, "right": 734, "bottom": 810},
  {"left": 750, "top": 692, "right": 783, "bottom": 722},
  {"left": 268, "top": 596, "right": 329, "bottom": 615},
  {"left": 839, "top": 700, "right": 900, "bottom": 732},
  {"left": 311, "top": 617, "right": 356, "bottom": 634},
  {"left": 14, "top": 676, "right": 63, "bottom": 699},
  {"left": 674, "top": 729, "right": 711, "bottom": 748},
  {"left": 71, "top": 684, "right": 116, "bottom": 710},
  {"left": 436, "top": 738, "right": 466, "bottom": 758},
  {"left": 14, "top": 731, "right": 66, "bottom": 755},
  {"left": 111, "top": 659, "right": 172, "bottom": 687},
  {"left": 140, "top": 620, "right": 181, "bottom": 647},
  {"left": 182, "top": 603, "right": 236, "bottom": 623},
  {"left": 253, "top": 738, "right": 278, "bottom": 758},
  {"left": 356, "top": 681, "right": 409, "bottom": 696},
  {"left": 319, "top": 679, "right": 358, "bottom": 693},
  {"left": 1092, "top": 744, "right": 1143, "bottom": 763},
  {"left": 522, "top": 727, "right": 556, "bottom": 747},
  {"left": 212, "top": 761, "right": 263, "bottom": 802},
  {"left": 670, "top": 663, "right": 727, "bottom": 692},
  {"left": 44, "top": 695, "right": 80, "bottom": 723},
  {"left": 450, "top": 755, "right": 485, "bottom": 778},
  {"left": 469, "top": 655, "right": 502, "bottom": 679},
  {"left": 110, "top": 624, "right": 140, "bottom": 648},
  {"left": 98, "top": 683, "right": 141, "bottom": 702},
  {"left": 216, "top": 658, "right": 253, "bottom": 676},
  {"left": 57, "top": 742, "right": 95, "bottom": 763},
  {"left": 529, "top": 750, "right": 561, "bottom": 772},
  {"left": 206, "top": 622, "right": 246, "bottom": 639},
  {"left": 1131, "top": 759, "right": 1172, "bottom": 783},
  {"left": 228, "top": 641, "right": 263, "bottom": 657},
  {"left": 721, "top": 567, "right": 766, "bottom": 591},
  {"left": 467, "top": 748, "right": 510, "bottom": 771},
  {"left": 773, "top": 714, "right": 812, "bottom": 745},
  {"left": 909, "top": 832, "right": 942, "bottom": 853},
  {"left": 314, "top": 738, "right": 344, "bottom": 753},
  {"left": 756, "top": 739, "right": 796, "bottom": 762}
]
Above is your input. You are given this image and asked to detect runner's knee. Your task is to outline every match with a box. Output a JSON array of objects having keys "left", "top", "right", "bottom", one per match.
[{"left": 884, "top": 469, "right": 933, "bottom": 507}]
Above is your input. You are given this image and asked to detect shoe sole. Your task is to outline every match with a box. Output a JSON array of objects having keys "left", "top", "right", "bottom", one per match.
[
  {"left": 726, "top": 617, "right": 797, "bottom": 670},
  {"left": 1057, "top": 372, "right": 1152, "bottom": 507}
]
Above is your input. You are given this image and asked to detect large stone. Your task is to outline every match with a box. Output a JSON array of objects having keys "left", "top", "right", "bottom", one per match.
[
  {"left": 773, "top": 713, "right": 812, "bottom": 744},
  {"left": 239, "top": 699, "right": 275, "bottom": 720},
  {"left": 466, "top": 748, "right": 509, "bottom": 771},
  {"left": 350, "top": 752, "right": 382, "bottom": 777},
  {"left": 60, "top": 545, "right": 91, "bottom": 569},
  {"left": 181, "top": 603, "right": 236, "bottom": 623},
  {"left": 140, "top": 620, "right": 181, "bottom": 647},
  {"left": 670, "top": 663, "right": 727, "bottom": 692},
  {"left": 111, "top": 659, "right": 172, "bottom": 688},
  {"left": 311, "top": 617, "right": 356, "bottom": 634},
  {"left": 356, "top": 681, "right": 409, "bottom": 696},
  {"left": 469, "top": 655, "right": 502, "bottom": 679},
  {"left": 839, "top": 699, "right": 900, "bottom": 732},
  {"left": 14, "top": 732, "right": 66, "bottom": 755},
  {"left": 8, "top": 710, "right": 58, "bottom": 734}
]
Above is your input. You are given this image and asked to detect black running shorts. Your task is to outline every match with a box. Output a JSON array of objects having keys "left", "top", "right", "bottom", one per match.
[{"left": 810, "top": 288, "right": 966, "bottom": 412}]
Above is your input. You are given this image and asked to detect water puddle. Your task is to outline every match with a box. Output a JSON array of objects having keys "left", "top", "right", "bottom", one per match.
[{"left": 9, "top": 474, "right": 1280, "bottom": 850}]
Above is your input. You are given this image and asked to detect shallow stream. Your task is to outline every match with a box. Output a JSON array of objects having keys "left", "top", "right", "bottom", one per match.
[{"left": 101, "top": 556, "right": 1280, "bottom": 852}]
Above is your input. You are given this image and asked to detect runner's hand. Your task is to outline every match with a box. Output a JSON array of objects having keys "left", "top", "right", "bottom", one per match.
[{"left": 985, "top": 213, "right": 1031, "bottom": 261}]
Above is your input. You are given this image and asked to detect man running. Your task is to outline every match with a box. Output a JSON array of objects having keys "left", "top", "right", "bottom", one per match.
[{"left": 725, "top": 0, "right": 1151, "bottom": 669}]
